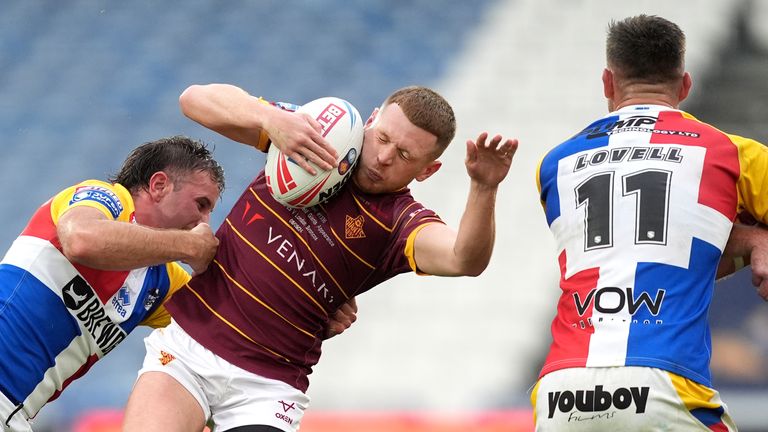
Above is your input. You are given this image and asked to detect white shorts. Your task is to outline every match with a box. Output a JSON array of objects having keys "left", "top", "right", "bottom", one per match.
[
  {"left": 137, "top": 320, "right": 310, "bottom": 432},
  {"left": 531, "top": 367, "right": 737, "bottom": 431},
  {"left": 0, "top": 392, "right": 31, "bottom": 432}
]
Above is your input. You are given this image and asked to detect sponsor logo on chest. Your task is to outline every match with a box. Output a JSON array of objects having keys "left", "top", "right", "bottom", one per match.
[{"left": 61, "top": 275, "right": 128, "bottom": 355}]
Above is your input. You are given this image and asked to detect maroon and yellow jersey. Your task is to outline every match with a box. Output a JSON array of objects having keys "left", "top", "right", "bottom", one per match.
[{"left": 166, "top": 171, "right": 443, "bottom": 391}]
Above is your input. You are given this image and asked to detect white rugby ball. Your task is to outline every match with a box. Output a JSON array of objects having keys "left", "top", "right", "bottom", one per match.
[{"left": 265, "top": 97, "right": 364, "bottom": 208}]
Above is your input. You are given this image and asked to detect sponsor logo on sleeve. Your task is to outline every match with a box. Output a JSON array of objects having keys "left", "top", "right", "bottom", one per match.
[{"left": 70, "top": 186, "right": 124, "bottom": 219}]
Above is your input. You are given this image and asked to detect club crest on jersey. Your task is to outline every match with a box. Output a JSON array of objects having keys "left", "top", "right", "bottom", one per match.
[
  {"left": 344, "top": 215, "right": 365, "bottom": 239},
  {"left": 159, "top": 350, "right": 176, "bottom": 366},
  {"left": 143, "top": 288, "right": 161, "bottom": 311},
  {"left": 70, "top": 185, "right": 124, "bottom": 219}
]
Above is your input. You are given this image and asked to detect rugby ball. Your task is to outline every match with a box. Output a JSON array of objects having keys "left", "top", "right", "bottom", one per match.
[{"left": 265, "top": 97, "right": 364, "bottom": 208}]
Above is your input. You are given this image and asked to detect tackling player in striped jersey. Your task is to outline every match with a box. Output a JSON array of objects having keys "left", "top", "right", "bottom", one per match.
[
  {"left": 122, "top": 84, "right": 518, "bottom": 432},
  {"left": 0, "top": 136, "right": 224, "bottom": 431}
]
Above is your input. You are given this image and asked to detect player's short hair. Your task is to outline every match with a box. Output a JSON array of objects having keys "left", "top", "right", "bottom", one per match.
[
  {"left": 606, "top": 15, "right": 686, "bottom": 84},
  {"left": 110, "top": 135, "right": 225, "bottom": 194},
  {"left": 381, "top": 86, "right": 456, "bottom": 157}
]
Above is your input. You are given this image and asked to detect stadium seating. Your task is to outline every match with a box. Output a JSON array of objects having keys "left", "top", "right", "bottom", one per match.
[{"left": 3, "top": 0, "right": 767, "bottom": 430}]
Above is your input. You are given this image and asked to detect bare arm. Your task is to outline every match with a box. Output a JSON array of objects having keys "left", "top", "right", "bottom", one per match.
[
  {"left": 722, "top": 223, "right": 768, "bottom": 300},
  {"left": 58, "top": 206, "right": 218, "bottom": 274},
  {"left": 414, "top": 133, "right": 518, "bottom": 276},
  {"left": 179, "top": 83, "right": 338, "bottom": 174}
]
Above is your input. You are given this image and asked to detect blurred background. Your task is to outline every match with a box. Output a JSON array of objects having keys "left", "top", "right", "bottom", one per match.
[{"left": 2, "top": 0, "right": 768, "bottom": 430}]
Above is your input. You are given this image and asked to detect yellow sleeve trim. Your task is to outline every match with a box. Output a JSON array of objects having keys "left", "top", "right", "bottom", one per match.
[
  {"left": 140, "top": 262, "right": 191, "bottom": 328},
  {"left": 254, "top": 97, "right": 272, "bottom": 152},
  {"left": 405, "top": 222, "right": 441, "bottom": 275}
]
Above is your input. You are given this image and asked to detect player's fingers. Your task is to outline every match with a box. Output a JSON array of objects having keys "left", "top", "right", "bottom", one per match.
[
  {"left": 338, "top": 301, "right": 355, "bottom": 316},
  {"left": 465, "top": 139, "right": 478, "bottom": 163},
  {"left": 474, "top": 132, "right": 489, "bottom": 148},
  {"left": 290, "top": 152, "right": 318, "bottom": 176},
  {"left": 304, "top": 116, "right": 339, "bottom": 163},
  {"left": 297, "top": 146, "right": 334, "bottom": 172},
  {"left": 325, "top": 322, "right": 343, "bottom": 338},
  {"left": 488, "top": 134, "right": 503, "bottom": 150},
  {"left": 500, "top": 138, "right": 519, "bottom": 159},
  {"left": 301, "top": 113, "right": 324, "bottom": 135},
  {"left": 759, "top": 280, "right": 768, "bottom": 301},
  {"left": 347, "top": 297, "right": 358, "bottom": 313}
]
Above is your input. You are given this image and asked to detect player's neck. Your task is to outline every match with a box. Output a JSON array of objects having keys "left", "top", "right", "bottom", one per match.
[{"left": 611, "top": 95, "right": 678, "bottom": 112}]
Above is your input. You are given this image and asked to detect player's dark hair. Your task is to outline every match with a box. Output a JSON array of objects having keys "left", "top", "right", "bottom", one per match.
[
  {"left": 110, "top": 135, "right": 225, "bottom": 194},
  {"left": 382, "top": 86, "right": 456, "bottom": 156},
  {"left": 606, "top": 15, "right": 686, "bottom": 84}
]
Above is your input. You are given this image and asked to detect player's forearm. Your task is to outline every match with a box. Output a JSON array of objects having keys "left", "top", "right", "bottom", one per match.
[
  {"left": 61, "top": 220, "right": 201, "bottom": 270},
  {"left": 179, "top": 84, "right": 270, "bottom": 148},
  {"left": 723, "top": 223, "right": 767, "bottom": 258},
  {"left": 452, "top": 182, "right": 498, "bottom": 276}
]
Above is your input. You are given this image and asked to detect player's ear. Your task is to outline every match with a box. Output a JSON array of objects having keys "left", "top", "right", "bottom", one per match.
[
  {"left": 415, "top": 160, "right": 441, "bottom": 182},
  {"left": 365, "top": 107, "right": 380, "bottom": 127},
  {"left": 147, "top": 171, "right": 172, "bottom": 202},
  {"left": 678, "top": 72, "right": 692, "bottom": 103},
  {"left": 602, "top": 68, "right": 614, "bottom": 99}
]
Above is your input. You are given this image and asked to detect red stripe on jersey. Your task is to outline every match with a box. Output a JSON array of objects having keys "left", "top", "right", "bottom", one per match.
[
  {"left": 541, "top": 250, "right": 599, "bottom": 376},
  {"left": 651, "top": 111, "right": 740, "bottom": 220},
  {"left": 74, "top": 264, "right": 129, "bottom": 303},
  {"left": 21, "top": 201, "right": 59, "bottom": 246},
  {"left": 19, "top": 195, "right": 129, "bottom": 303},
  {"left": 47, "top": 353, "right": 99, "bottom": 403}
]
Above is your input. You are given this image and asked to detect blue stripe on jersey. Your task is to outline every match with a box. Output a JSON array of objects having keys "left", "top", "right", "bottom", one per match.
[
  {"left": 626, "top": 237, "right": 721, "bottom": 386},
  {"left": 118, "top": 265, "right": 171, "bottom": 330},
  {"left": 539, "top": 115, "right": 618, "bottom": 225},
  {"left": 0, "top": 265, "right": 80, "bottom": 404}
]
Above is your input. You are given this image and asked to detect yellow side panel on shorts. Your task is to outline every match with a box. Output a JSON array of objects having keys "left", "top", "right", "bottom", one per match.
[{"left": 668, "top": 372, "right": 719, "bottom": 411}]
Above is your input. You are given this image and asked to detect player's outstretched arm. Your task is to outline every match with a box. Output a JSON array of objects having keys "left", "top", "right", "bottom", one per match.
[
  {"left": 179, "top": 83, "right": 337, "bottom": 174},
  {"left": 414, "top": 132, "right": 518, "bottom": 276},
  {"left": 58, "top": 206, "right": 218, "bottom": 273}
]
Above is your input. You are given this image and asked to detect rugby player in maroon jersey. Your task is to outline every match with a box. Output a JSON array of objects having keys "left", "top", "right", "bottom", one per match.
[{"left": 123, "top": 83, "right": 518, "bottom": 432}]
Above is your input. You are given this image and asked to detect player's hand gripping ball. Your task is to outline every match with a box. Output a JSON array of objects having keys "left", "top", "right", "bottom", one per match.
[{"left": 265, "top": 97, "right": 364, "bottom": 208}]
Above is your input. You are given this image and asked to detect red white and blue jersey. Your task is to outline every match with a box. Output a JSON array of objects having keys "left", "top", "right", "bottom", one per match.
[
  {"left": 536, "top": 105, "right": 768, "bottom": 387},
  {"left": 0, "top": 180, "right": 189, "bottom": 419}
]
